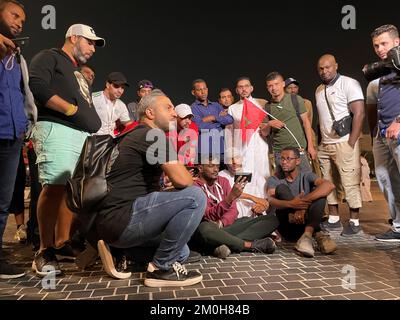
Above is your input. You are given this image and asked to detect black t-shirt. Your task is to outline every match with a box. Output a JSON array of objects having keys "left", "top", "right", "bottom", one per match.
[
  {"left": 29, "top": 48, "right": 101, "bottom": 133},
  {"left": 96, "top": 125, "right": 177, "bottom": 243}
]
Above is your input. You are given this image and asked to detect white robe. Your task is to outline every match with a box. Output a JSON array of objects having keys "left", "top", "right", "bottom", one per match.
[{"left": 224, "top": 97, "right": 270, "bottom": 218}]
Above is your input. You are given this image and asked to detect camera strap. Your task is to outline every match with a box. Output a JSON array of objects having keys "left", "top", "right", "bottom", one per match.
[{"left": 324, "top": 85, "right": 337, "bottom": 122}]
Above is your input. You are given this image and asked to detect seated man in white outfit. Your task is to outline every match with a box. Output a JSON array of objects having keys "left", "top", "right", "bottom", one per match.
[{"left": 93, "top": 72, "right": 133, "bottom": 137}]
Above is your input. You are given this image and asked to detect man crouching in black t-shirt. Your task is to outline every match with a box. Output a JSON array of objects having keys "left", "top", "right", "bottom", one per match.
[{"left": 94, "top": 89, "right": 206, "bottom": 287}]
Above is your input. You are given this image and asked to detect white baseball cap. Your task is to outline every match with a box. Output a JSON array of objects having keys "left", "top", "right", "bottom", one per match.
[
  {"left": 175, "top": 104, "right": 194, "bottom": 118},
  {"left": 65, "top": 24, "right": 105, "bottom": 47}
]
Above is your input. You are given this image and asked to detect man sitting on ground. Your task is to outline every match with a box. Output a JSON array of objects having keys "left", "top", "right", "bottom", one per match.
[
  {"left": 191, "top": 156, "right": 279, "bottom": 259},
  {"left": 267, "top": 147, "right": 337, "bottom": 257}
]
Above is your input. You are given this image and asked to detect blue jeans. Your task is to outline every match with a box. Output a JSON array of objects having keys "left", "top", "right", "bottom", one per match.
[
  {"left": 111, "top": 186, "right": 206, "bottom": 270},
  {"left": 373, "top": 136, "right": 400, "bottom": 232},
  {"left": 0, "top": 139, "right": 23, "bottom": 257}
]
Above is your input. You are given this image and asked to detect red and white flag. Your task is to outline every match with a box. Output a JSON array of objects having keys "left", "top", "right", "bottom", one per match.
[{"left": 240, "top": 99, "right": 267, "bottom": 143}]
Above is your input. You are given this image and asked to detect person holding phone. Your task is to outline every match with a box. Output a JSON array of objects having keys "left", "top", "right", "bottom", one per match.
[
  {"left": 191, "top": 156, "right": 279, "bottom": 259},
  {"left": 219, "top": 149, "right": 270, "bottom": 218},
  {"left": 0, "top": 0, "right": 36, "bottom": 279}
]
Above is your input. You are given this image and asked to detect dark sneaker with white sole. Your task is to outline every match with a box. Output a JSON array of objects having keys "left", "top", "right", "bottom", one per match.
[
  {"left": 341, "top": 221, "right": 362, "bottom": 237},
  {"left": 32, "top": 248, "right": 62, "bottom": 277},
  {"left": 53, "top": 241, "right": 78, "bottom": 260},
  {"left": 251, "top": 237, "right": 276, "bottom": 254},
  {"left": 0, "top": 260, "right": 25, "bottom": 279},
  {"left": 321, "top": 220, "right": 342, "bottom": 231},
  {"left": 375, "top": 230, "right": 400, "bottom": 242},
  {"left": 144, "top": 262, "right": 202, "bottom": 287}
]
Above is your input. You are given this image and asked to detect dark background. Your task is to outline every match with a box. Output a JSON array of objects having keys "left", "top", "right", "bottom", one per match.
[{"left": 21, "top": 0, "right": 400, "bottom": 108}]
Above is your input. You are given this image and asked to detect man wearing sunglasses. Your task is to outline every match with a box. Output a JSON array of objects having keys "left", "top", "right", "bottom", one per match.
[{"left": 93, "top": 72, "right": 134, "bottom": 137}]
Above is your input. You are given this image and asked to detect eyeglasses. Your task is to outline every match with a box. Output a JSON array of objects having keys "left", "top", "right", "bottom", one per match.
[{"left": 280, "top": 157, "right": 299, "bottom": 162}]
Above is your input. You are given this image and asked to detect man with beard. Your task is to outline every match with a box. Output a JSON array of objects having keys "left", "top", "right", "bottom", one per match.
[
  {"left": 29, "top": 24, "right": 105, "bottom": 276},
  {"left": 94, "top": 90, "right": 206, "bottom": 287},
  {"left": 0, "top": 0, "right": 36, "bottom": 279},
  {"left": 93, "top": 72, "right": 133, "bottom": 137},
  {"left": 225, "top": 77, "right": 269, "bottom": 217}
]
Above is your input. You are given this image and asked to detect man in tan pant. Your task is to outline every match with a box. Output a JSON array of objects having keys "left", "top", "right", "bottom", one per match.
[{"left": 315, "top": 54, "right": 365, "bottom": 236}]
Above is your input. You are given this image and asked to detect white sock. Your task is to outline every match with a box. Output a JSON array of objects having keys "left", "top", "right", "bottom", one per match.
[
  {"left": 328, "top": 215, "right": 340, "bottom": 224},
  {"left": 350, "top": 219, "right": 360, "bottom": 226}
]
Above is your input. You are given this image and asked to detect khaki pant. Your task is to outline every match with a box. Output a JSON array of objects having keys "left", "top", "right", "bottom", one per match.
[{"left": 318, "top": 141, "right": 362, "bottom": 209}]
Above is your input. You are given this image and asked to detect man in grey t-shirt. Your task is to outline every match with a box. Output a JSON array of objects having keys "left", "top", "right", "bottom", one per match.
[{"left": 267, "top": 147, "right": 337, "bottom": 258}]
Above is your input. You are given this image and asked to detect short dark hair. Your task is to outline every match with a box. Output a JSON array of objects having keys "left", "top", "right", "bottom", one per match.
[
  {"left": 0, "top": 0, "right": 24, "bottom": 12},
  {"left": 371, "top": 24, "right": 399, "bottom": 39},
  {"left": 235, "top": 76, "right": 251, "bottom": 86},
  {"left": 80, "top": 64, "right": 95, "bottom": 73},
  {"left": 219, "top": 87, "right": 232, "bottom": 96},
  {"left": 192, "top": 79, "right": 206, "bottom": 90},
  {"left": 281, "top": 147, "right": 300, "bottom": 158},
  {"left": 266, "top": 71, "right": 284, "bottom": 83}
]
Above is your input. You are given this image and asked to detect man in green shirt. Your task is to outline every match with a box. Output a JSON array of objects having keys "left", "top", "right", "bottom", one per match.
[{"left": 263, "top": 72, "right": 316, "bottom": 177}]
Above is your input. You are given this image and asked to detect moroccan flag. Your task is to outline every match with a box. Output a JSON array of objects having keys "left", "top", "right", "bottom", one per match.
[{"left": 240, "top": 99, "right": 267, "bottom": 143}]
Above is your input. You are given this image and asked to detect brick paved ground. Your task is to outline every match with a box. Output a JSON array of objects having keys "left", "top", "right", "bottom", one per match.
[{"left": 1, "top": 182, "right": 399, "bottom": 300}]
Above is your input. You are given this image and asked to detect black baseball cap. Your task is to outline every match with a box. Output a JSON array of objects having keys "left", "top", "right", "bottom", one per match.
[
  {"left": 138, "top": 79, "right": 154, "bottom": 90},
  {"left": 107, "top": 72, "right": 130, "bottom": 87},
  {"left": 284, "top": 77, "right": 299, "bottom": 87}
]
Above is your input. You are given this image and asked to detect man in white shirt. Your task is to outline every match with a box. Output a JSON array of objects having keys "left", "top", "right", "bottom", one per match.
[
  {"left": 219, "top": 148, "right": 270, "bottom": 218},
  {"left": 315, "top": 54, "right": 365, "bottom": 236},
  {"left": 93, "top": 72, "right": 132, "bottom": 137},
  {"left": 225, "top": 77, "right": 270, "bottom": 203}
]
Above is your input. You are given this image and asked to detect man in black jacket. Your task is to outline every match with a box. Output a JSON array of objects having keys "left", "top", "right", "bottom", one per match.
[{"left": 29, "top": 24, "right": 105, "bottom": 276}]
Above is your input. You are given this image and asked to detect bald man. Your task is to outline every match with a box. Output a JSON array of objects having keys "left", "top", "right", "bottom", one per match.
[{"left": 315, "top": 54, "right": 365, "bottom": 237}]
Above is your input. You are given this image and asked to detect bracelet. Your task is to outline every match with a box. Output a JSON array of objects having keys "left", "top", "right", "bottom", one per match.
[{"left": 65, "top": 104, "right": 78, "bottom": 116}]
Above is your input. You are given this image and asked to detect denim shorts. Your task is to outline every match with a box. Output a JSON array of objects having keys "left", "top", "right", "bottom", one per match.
[{"left": 31, "top": 121, "right": 89, "bottom": 186}]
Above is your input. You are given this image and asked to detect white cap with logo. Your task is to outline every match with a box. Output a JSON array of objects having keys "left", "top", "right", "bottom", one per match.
[
  {"left": 65, "top": 24, "right": 105, "bottom": 47},
  {"left": 175, "top": 104, "right": 194, "bottom": 119}
]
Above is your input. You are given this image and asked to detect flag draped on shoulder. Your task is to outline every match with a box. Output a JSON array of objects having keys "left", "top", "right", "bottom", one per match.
[{"left": 240, "top": 98, "right": 267, "bottom": 143}]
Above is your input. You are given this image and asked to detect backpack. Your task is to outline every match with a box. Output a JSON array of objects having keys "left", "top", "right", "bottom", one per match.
[{"left": 66, "top": 132, "right": 128, "bottom": 235}]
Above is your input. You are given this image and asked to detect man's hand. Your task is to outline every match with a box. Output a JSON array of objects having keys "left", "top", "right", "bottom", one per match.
[
  {"left": 202, "top": 115, "right": 216, "bottom": 123},
  {"left": 386, "top": 122, "right": 400, "bottom": 141},
  {"left": 0, "top": 33, "right": 16, "bottom": 60},
  {"left": 293, "top": 210, "right": 306, "bottom": 224},
  {"left": 268, "top": 119, "right": 285, "bottom": 130},
  {"left": 226, "top": 176, "right": 247, "bottom": 204},
  {"left": 219, "top": 110, "right": 228, "bottom": 117},
  {"left": 251, "top": 203, "right": 268, "bottom": 215},
  {"left": 288, "top": 192, "right": 311, "bottom": 210},
  {"left": 307, "top": 145, "right": 317, "bottom": 160}
]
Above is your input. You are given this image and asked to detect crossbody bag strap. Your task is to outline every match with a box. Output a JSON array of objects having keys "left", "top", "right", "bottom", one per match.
[{"left": 324, "top": 85, "right": 336, "bottom": 122}]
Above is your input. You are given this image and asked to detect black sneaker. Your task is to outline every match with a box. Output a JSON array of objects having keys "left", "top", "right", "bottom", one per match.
[
  {"left": 251, "top": 237, "right": 276, "bottom": 254},
  {"left": 321, "top": 220, "right": 342, "bottom": 231},
  {"left": 375, "top": 230, "right": 400, "bottom": 242},
  {"left": 144, "top": 262, "right": 203, "bottom": 287},
  {"left": 341, "top": 221, "right": 362, "bottom": 237},
  {"left": 0, "top": 260, "right": 25, "bottom": 279},
  {"left": 32, "top": 248, "right": 62, "bottom": 277},
  {"left": 75, "top": 243, "right": 98, "bottom": 270},
  {"left": 184, "top": 250, "right": 202, "bottom": 264},
  {"left": 53, "top": 241, "right": 77, "bottom": 260}
]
